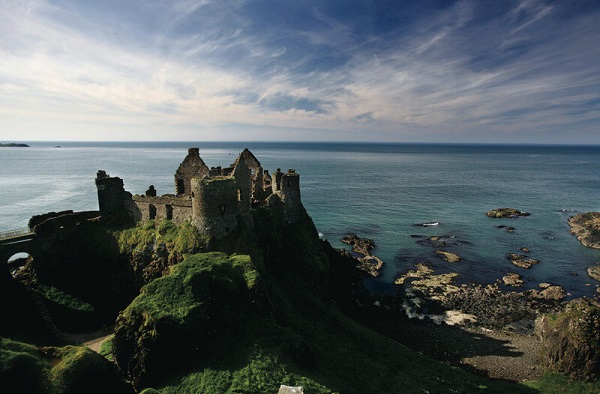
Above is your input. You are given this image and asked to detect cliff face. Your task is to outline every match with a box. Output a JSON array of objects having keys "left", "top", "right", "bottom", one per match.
[{"left": 537, "top": 298, "right": 600, "bottom": 381}]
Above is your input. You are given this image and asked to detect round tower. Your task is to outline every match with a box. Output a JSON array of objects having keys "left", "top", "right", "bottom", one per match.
[{"left": 191, "top": 177, "right": 239, "bottom": 238}]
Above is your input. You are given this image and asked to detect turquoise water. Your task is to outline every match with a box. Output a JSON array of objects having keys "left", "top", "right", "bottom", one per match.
[{"left": 1, "top": 142, "right": 599, "bottom": 297}]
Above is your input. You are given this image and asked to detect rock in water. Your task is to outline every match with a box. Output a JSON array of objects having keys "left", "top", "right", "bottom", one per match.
[
  {"left": 341, "top": 234, "right": 384, "bottom": 276},
  {"left": 486, "top": 208, "right": 530, "bottom": 218},
  {"left": 435, "top": 250, "right": 461, "bottom": 263},
  {"left": 502, "top": 273, "right": 523, "bottom": 287},
  {"left": 569, "top": 212, "right": 600, "bottom": 249},
  {"left": 587, "top": 266, "right": 600, "bottom": 282},
  {"left": 536, "top": 298, "right": 600, "bottom": 381}
]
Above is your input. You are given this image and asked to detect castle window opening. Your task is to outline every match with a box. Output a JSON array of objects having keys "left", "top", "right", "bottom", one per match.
[
  {"left": 220, "top": 204, "right": 226, "bottom": 215},
  {"left": 165, "top": 205, "right": 173, "bottom": 220},
  {"left": 149, "top": 204, "right": 157, "bottom": 220},
  {"left": 237, "top": 189, "right": 241, "bottom": 202},
  {"left": 177, "top": 179, "right": 185, "bottom": 195}
]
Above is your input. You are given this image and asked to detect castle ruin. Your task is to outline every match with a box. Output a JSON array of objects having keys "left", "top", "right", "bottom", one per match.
[{"left": 95, "top": 148, "right": 303, "bottom": 238}]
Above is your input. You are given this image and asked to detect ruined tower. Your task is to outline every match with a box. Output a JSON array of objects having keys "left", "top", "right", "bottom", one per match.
[
  {"left": 95, "top": 170, "right": 126, "bottom": 218},
  {"left": 278, "top": 170, "right": 303, "bottom": 223},
  {"left": 191, "top": 177, "right": 240, "bottom": 239},
  {"left": 175, "top": 147, "right": 209, "bottom": 196}
]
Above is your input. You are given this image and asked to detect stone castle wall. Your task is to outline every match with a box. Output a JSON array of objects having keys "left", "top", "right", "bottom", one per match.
[
  {"left": 131, "top": 195, "right": 192, "bottom": 224},
  {"left": 96, "top": 147, "right": 305, "bottom": 239}
]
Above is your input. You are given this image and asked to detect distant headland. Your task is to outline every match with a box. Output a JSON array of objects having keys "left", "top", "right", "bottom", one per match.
[{"left": 0, "top": 143, "right": 29, "bottom": 147}]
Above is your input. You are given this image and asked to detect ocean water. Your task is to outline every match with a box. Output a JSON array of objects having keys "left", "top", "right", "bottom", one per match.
[{"left": 1, "top": 142, "right": 599, "bottom": 297}]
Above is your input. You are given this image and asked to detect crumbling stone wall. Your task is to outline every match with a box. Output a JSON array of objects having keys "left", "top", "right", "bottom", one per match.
[
  {"left": 175, "top": 148, "right": 209, "bottom": 196},
  {"left": 132, "top": 195, "right": 192, "bottom": 225},
  {"left": 29, "top": 210, "right": 75, "bottom": 229},
  {"left": 33, "top": 211, "right": 100, "bottom": 237},
  {"left": 232, "top": 155, "right": 252, "bottom": 213}
]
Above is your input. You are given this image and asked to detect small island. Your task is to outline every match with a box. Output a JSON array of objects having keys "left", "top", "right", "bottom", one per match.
[
  {"left": 0, "top": 143, "right": 29, "bottom": 147},
  {"left": 486, "top": 207, "right": 530, "bottom": 218}
]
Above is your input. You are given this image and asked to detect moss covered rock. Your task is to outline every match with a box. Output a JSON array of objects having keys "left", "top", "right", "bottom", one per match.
[
  {"left": 0, "top": 338, "right": 132, "bottom": 394},
  {"left": 537, "top": 298, "right": 600, "bottom": 381},
  {"left": 113, "top": 252, "right": 261, "bottom": 389}
]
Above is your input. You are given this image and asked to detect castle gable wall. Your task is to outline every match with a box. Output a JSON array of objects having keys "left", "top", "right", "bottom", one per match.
[{"left": 175, "top": 147, "right": 209, "bottom": 196}]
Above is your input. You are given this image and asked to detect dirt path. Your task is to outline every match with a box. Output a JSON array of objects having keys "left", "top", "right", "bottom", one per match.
[
  {"left": 84, "top": 334, "right": 114, "bottom": 353},
  {"left": 56, "top": 329, "right": 114, "bottom": 353}
]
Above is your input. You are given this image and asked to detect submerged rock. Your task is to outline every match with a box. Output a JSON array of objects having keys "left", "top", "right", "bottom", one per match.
[
  {"left": 395, "top": 262, "right": 460, "bottom": 301},
  {"left": 435, "top": 250, "right": 461, "bottom": 263},
  {"left": 486, "top": 208, "right": 530, "bottom": 218}
]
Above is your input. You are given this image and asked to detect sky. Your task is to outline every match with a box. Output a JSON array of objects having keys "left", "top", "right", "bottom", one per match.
[{"left": 0, "top": 0, "right": 599, "bottom": 144}]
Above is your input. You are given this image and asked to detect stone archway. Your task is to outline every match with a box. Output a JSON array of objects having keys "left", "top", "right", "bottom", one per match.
[{"left": 7, "top": 252, "right": 33, "bottom": 276}]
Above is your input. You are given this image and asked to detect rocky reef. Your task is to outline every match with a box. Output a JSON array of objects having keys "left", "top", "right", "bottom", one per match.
[
  {"left": 569, "top": 212, "right": 600, "bottom": 249},
  {"left": 341, "top": 234, "right": 384, "bottom": 276},
  {"left": 486, "top": 208, "right": 530, "bottom": 218}
]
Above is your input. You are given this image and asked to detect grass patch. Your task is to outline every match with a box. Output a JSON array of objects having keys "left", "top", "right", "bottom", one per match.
[
  {"left": 35, "top": 285, "right": 95, "bottom": 313},
  {"left": 99, "top": 337, "right": 114, "bottom": 362},
  {"left": 0, "top": 337, "right": 130, "bottom": 394},
  {"left": 523, "top": 372, "right": 600, "bottom": 393},
  {"left": 115, "top": 220, "right": 208, "bottom": 257}
]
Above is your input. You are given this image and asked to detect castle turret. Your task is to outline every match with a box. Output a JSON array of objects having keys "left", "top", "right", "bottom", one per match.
[
  {"left": 175, "top": 147, "right": 209, "bottom": 196},
  {"left": 191, "top": 177, "right": 240, "bottom": 239}
]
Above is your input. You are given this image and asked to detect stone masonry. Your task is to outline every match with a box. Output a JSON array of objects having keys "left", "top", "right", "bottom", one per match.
[{"left": 96, "top": 148, "right": 304, "bottom": 238}]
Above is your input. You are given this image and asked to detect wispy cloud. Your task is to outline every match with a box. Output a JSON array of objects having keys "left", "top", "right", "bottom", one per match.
[{"left": 0, "top": 0, "right": 598, "bottom": 142}]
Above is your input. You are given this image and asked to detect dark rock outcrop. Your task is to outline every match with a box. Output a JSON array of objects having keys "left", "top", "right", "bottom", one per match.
[
  {"left": 486, "top": 208, "right": 530, "bottom": 218},
  {"left": 507, "top": 253, "right": 539, "bottom": 269},
  {"left": 341, "top": 234, "right": 383, "bottom": 277}
]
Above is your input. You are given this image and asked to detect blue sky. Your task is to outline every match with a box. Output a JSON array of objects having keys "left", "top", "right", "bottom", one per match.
[{"left": 1, "top": 0, "right": 599, "bottom": 143}]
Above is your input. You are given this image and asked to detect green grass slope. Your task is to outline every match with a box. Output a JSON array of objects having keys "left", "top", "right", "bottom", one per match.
[
  {"left": 115, "top": 250, "right": 533, "bottom": 393},
  {"left": 0, "top": 337, "right": 132, "bottom": 394}
]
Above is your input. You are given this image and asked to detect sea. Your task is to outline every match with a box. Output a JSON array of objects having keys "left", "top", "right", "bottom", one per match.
[{"left": 1, "top": 142, "right": 599, "bottom": 298}]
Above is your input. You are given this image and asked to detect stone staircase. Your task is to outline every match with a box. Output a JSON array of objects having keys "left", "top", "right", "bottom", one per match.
[{"left": 28, "top": 290, "right": 61, "bottom": 337}]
